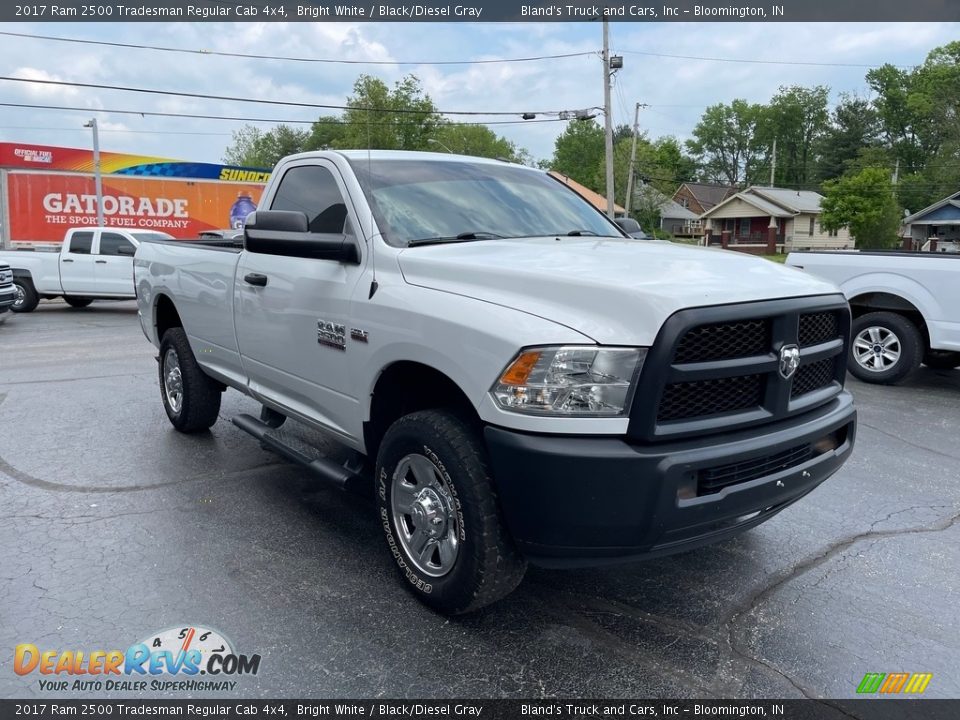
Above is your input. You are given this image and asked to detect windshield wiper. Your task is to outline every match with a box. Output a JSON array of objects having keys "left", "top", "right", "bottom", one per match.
[
  {"left": 563, "top": 229, "right": 600, "bottom": 236},
  {"left": 407, "top": 231, "right": 506, "bottom": 247}
]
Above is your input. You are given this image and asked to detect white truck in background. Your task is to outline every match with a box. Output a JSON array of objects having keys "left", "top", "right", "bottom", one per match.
[
  {"left": 0, "top": 227, "right": 173, "bottom": 312},
  {"left": 786, "top": 251, "right": 960, "bottom": 383},
  {"left": 135, "top": 150, "right": 857, "bottom": 613}
]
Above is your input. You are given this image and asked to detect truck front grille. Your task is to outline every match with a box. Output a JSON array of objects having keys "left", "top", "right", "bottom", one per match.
[
  {"left": 658, "top": 375, "right": 763, "bottom": 421},
  {"left": 673, "top": 319, "right": 770, "bottom": 363},
  {"left": 627, "top": 297, "right": 850, "bottom": 441}
]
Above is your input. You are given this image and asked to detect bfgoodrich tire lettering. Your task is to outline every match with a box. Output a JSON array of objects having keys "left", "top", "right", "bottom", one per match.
[
  {"left": 158, "top": 327, "right": 222, "bottom": 433},
  {"left": 375, "top": 410, "right": 526, "bottom": 614}
]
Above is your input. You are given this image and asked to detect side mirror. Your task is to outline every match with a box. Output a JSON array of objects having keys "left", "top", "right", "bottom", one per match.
[
  {"left": 117, "top": 245, "right": 136, "bottom": 256},
  {"left": 244, "top": 210, "right": 360, "bottom": 264},
  {"left": 615, "top": 217, "right": 641, "bottom": 235}
]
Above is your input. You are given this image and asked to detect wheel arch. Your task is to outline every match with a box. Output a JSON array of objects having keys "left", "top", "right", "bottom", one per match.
[
  {"left": 847, "top": 291, "right": 929, "bottom": 350},
  {"left": 154, "top": 293, "right": 184, "bottom": 342},
  {"left": 842, "top": 273, "right": 939, "bottom": 347},
  {"left": 364, "top": 361, "right": 480, "bottom": 459}
]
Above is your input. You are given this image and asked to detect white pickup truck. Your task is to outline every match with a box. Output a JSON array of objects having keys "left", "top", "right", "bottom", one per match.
[
  {"left": 785, "top": 251, "right": 960, "bottom": 383},
  {"left": 0, "top": 227, "right": 173, "bottom": 312},
  {"left": 135, "top": 151, "right": 857, "bottom": 613}
]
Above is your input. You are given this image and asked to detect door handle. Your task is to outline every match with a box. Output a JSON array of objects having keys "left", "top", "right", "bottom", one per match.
[
  {"left": 95, "top": 260, "right": 107, "bottom": 264},
  {"left": 62, "top": 258, "right": 74, "bottom": 263},
  {"left": 244, "top": 273, "right": 268, "bottom": 287}
]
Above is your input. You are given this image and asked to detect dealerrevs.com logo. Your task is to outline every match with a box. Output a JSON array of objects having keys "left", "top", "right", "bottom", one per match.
[{"left": 14, "top": 625, "right": 261, "bottom": 693}]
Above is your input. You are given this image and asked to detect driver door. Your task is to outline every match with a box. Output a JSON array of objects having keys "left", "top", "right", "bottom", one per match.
[
  {"left": 234, "top": 160, "right": 368, "bottom": 441},
  {"left": 59, "top": 231, "right": 98, "bottom": 294}
]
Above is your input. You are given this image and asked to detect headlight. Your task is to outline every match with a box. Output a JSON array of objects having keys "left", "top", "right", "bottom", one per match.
[{"left": 492, "top": 346, "right": 646, "bottom": 416}]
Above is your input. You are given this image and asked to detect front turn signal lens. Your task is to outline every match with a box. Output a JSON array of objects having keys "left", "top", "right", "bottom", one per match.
[{"left": 499, "top": 350, "right": 543, "bottom": 386}]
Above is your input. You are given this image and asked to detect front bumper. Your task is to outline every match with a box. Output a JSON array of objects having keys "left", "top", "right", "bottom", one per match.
[
  {"left": 0, "top": 286, "right": 16, "bottom": 312},
  {"left": 484, "top": 392, "right": 856, "bottom": 568}
]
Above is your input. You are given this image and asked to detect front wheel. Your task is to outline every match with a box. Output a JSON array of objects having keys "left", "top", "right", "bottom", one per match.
[
  {"left": 376, "top": 410, "right": 526, "bottom": 614},
  {"left": 64, "top": 296, "right": 93, "bottom": 308},
  {"left": 11, "top": 279, "right": 39, "bottom": 313},
  {"left": 158, "top": 327, "right": 222, "bottom": 433},
  {"left": 848, "top": 311, "right": 922, "bottom": 384}
]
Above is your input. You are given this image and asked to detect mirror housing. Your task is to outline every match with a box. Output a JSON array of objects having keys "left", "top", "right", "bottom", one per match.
[
  {"left": 116, "top": 244, "right": 136, "bottom": 256},
  {"left": 615, "top": 217, "right": 641, "bottom": 235},
  {"left": 244, "top": 210, "right": 360, "bottom": 264}
]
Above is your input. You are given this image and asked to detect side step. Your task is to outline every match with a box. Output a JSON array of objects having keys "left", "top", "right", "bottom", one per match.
[{"left": 232, "top": 413, "right": 365, "bottom": 492}]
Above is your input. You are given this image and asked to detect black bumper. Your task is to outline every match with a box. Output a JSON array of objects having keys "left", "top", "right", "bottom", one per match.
[
  {"left": 484, "top": 392, "right": 856, "bottom": 568},
  {"left": 0, "top": 289, "right": 15, "bottom": 312}
]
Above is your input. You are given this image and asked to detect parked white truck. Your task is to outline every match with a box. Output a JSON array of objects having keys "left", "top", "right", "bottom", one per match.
[
  {"left": 135, "top": 151, "right": 857, "bottom": 613},
  {"left": 785, "top": 251, "right": 960, "bottom": 383},
  {"left": 0, "top": 262, "right": 16, "bottom": 319},
  {"left": 0, "top": 227, "right": 173, "bottom": 312}
]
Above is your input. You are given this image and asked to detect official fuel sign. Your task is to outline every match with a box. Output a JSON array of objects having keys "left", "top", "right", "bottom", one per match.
[{"left": 6, "top": 172, "right": 266, "bottom": 243}]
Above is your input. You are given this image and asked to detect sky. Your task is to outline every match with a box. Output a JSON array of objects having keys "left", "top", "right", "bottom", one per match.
[{"left": 1, "top": 21, "right": 959, "bottom": 167}]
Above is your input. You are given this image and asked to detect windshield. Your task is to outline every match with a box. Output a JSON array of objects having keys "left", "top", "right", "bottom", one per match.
[{"left": 347, "top": 159, "right": 624, "bottom": 247}]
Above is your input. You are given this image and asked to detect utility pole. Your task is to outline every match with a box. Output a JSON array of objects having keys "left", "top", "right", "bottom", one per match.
[
  {"left": 84, "top": 118, "right": 105, "bottom": 227},
  {"left": 624, "top": 102, "right": 641, "bottom": 216},
  {"left": 769, "top": 138, "right": 777, "bottom": 187},
  {"left": 892, "top": 158, "right": 900, "bottom": 186},
  {"left": 602, "top": 15, "right": 615, "bottom": 219}
]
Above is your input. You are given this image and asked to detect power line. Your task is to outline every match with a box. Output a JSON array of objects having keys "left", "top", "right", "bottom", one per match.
[
  {"left": 0, "top": 125, "right": 231, "bottom": 136},
  {"left": 0, "top": 31, "right": 597, "bottom": 67},
  {"left": 0, "top": 101, "right": 567, "bottom": 127},
  {"left": 619, "top": 49, "right": 915, "bottom": 70},
  {"left": 0, "top": 75, "right": 574, "bottom": 117}
]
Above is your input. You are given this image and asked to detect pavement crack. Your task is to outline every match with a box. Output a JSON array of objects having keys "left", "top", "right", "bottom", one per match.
[
  {"left": 859, "top": 421, "right": 960, "bottom": 462},
  {"left": 715, "top": 507, "right": 960, "bottom": 699}
]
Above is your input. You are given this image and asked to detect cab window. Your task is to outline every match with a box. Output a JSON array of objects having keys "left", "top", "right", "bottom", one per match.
[
  {"left": 68, "top": 232, "right": 93, "bottom": 254},
  {"left": 270, "top": 165, "right": 349, "bottom": 235},
  {"left": 99, "top": 233, "right": 135, "bottom": 256}
]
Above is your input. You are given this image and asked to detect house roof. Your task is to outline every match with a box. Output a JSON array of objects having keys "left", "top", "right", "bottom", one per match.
[
  {"left": 679, "top": 182, "right": 737, "bottom": 209},
  {"left": 903, "top": 191, "right": 960, "bottom": 224},
  {"left": 660, "top": 199, "right": 699, "bottom": 221},
  {"left": 700, "top": 185, "right": 825, "bottom": 219},
  {"left": 750, "top": 187, "right": 825, "bottom": 214},
  {"left": 548, "top": 171, "right": 626, "bottom": 215}
]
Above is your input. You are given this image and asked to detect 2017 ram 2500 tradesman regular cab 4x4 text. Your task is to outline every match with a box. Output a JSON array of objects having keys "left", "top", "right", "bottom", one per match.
[
  {"left": 135, "top": 151, "right": 857, "bottom": 613},
  {"left": 0, "top": 227, "right": 173, "bottom": 312},
  {"left": 786, "top": 250, "right": 960, "bottom": 384}
]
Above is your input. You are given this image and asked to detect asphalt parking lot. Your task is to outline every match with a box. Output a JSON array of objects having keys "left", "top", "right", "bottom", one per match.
[{"left": 1, "top": 300, "right": 958, "bottom": 701}]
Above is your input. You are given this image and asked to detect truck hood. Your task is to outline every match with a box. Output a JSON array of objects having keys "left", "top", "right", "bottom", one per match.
[{"left": 397, "top": 238, "right": 841, "bottom": 345}]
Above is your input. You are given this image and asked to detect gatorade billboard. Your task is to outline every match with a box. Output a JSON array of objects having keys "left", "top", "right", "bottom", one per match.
[
  {"left": 0, "top": 142, "right": 270, "bottom": 244},
  {"left": 6, "top": 173, "right": 266, "bottom": 242}
]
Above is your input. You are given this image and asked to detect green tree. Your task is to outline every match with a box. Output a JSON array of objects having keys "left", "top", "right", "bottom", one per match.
[
  {"left": 549, "top": 119, "right": 606, "bottom": 189},
  {"left": 431, "top": 123, "right": 531, "bottom": 163},
  {"left": 820, "top": 167, "right": 901, "bottom": 249},
  {"left": 817, "top": 94, "right": 882, "bottom": 181},
  {"left": 306, "top": 115, "right": 348, "bottom": 150},
  {"left": 686, "top": 100, "right": 766, "bottom": 186},
  {"left": 336, "top": 74, "right": 442, "bottom": 150},
  {"left": 222, "top": 124, "right": 310, "bottom": 168},
  {"left": 760, "top": 85, "right": 830, "bottom": 188}
]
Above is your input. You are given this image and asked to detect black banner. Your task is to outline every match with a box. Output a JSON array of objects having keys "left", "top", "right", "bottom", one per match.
[
  {"left": 2, "top": 700, "right": 959, "bottom": 720},
  {"left": 4, "top": 0, "right": 960, "bottom": 23}
]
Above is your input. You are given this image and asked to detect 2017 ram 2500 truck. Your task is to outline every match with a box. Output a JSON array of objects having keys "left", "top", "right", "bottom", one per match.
[
  {"left": 135, "top": 151, "right": 857, "bottom": 613},
  {"left": 0, "top": 227, "right": 173, "bottom": 312}
]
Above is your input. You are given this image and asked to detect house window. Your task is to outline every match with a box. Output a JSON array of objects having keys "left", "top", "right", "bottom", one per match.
[
  {"left": 809, "top": 217, "right": 815, "bottom": 235},
  {"left": 739, "top": 218, "right": 751, "bottom": 237},
  {"left": 679, "top": 198, "right": 689, "bottom": 208}
]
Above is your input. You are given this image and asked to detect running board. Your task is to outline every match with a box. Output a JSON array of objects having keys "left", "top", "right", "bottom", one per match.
[{"left": 232, "top": 413, "right": 364, "bottom": 491}]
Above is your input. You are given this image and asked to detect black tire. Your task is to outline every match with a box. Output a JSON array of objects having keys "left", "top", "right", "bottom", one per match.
[
  {"left": 922, "top": 350, "right": 960, "bottom": 370},
  {"left": 63, "top": 297, "right": 93, "bottom": 308},
  {"left": 158, "top": 327, "right": 222, "bottom": 433},
  {"left": 848, "top": 311, "right": 922, "bottom": 384},
  {"left": 376, "top": 410, "right": 526, "bottom": 614},
  {"left": 11, "top": 278, "right": 39, "bottom": 313}
]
